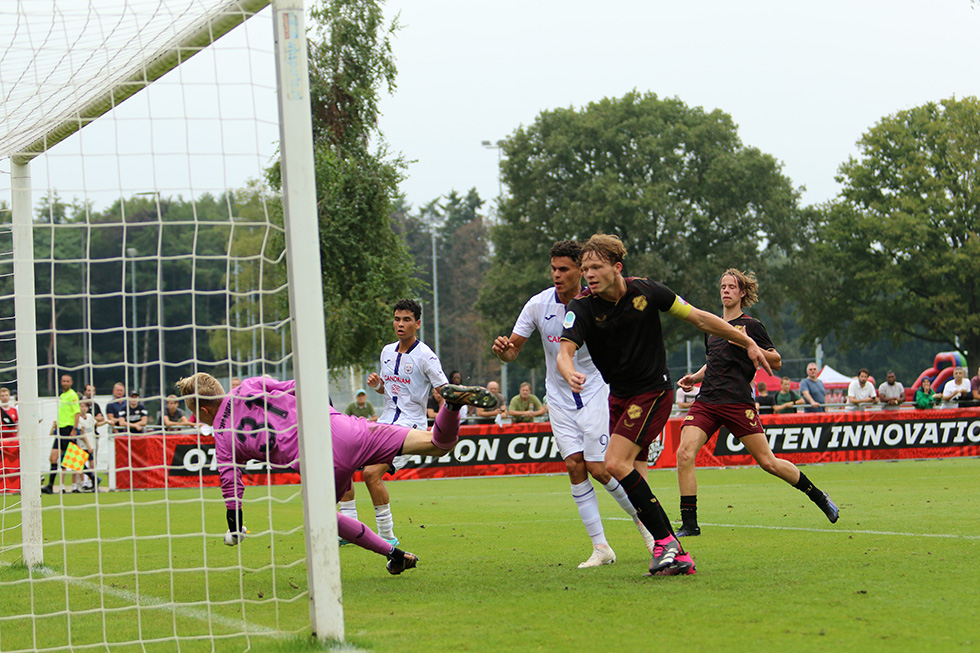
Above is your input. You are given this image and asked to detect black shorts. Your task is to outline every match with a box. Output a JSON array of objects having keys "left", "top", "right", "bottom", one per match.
[{"left": 52, "top": 425, "right": 75, "bottom": 454}]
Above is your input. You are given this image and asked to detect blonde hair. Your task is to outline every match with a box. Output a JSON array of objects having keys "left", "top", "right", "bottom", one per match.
[
  {"left": 581, "top": 234, "right": 627, "bottom": 266},
  {"left": 175, "top": 373, "right": 225, "bottom": 414},
  {"left": 721, "top": 268, "right": 759, "bottom": 308}
]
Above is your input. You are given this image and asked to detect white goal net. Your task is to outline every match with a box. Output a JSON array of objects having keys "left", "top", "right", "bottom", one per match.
[{"left": 0, "top": 0, "right": 341, "bottom": 649}]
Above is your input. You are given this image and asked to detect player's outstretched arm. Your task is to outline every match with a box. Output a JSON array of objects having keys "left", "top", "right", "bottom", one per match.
[
  {"left": 681, "top": 307, "right": 773, "bottom": 374},
  {"left": 365, "top": 373, "right": 384, "bottom": 394},
  {"left": 677, "top": 365, "right": 707, "bottom": 391},
  {"left": 492, "top": 334, "right": 527, "bottom": 363}
]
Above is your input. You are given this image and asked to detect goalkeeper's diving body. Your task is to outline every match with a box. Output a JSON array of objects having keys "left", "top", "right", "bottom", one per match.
[{"left": 176, "top": 373, "right": 498, "bottom": 575}]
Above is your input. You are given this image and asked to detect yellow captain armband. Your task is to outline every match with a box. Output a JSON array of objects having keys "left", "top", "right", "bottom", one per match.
[{"left": 667, "top": 295, "right": 693, "bottom": 319}]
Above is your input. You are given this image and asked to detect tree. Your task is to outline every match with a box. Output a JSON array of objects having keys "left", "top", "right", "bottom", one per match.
[
  {"left": 795, "top": 96, "right": 980, "bottom": 369},
  {"left": 268, "top": 0, "right": 416, "bottom": 369},
  {"left": 477, "top": 90, "right": 802, "bottom": 367}
]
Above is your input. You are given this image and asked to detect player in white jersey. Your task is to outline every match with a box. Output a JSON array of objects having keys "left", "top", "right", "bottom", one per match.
[
  {"left": 338, "top": 299, "right": 449, "bottom": 546},
  {"left": 492, "top": 241, "right": 655, "bottom": 568}
]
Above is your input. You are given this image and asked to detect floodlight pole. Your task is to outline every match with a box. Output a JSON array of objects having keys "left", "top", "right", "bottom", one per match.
[{"left": 482, "top": 139, "right": 507, "bottom": 398}]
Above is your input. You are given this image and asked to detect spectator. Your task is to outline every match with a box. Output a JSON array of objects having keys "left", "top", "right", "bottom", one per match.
[
  {"left": 774, "top": 377, "right": 804, "bottom": 414},
  {"left": 877, "top": 371, "right": 905, "bottom": 410},
  {"left": 508, "top": 382, "right": 547, "bottom": 423},
  {"left": 0, "top": 387, "right": 18, "bottom": 438},
  {"left": 753, "top": 382, "right": 774, "bottom": 415},
  {"left": 846, "top": 369, "right": 878, "bottom": 410},
  {"left": 473, "top": 381, "right": 507, "bottom": 424},
  {"left": 676, "top": 383, "right": 700, "bottom": 414},
  {"left": 344, "top": 389, "right": 377, "bottom": 421},
  {"left": 914, "top": 378, "right": 941, "bottom": 410},
  {"left": 123, "top": 392, "right": 149, "bottom": 433},
  {"left": 161, "top": 394, "right": 191, "bottom": 428},
  {"left": 969, "top": 365, "right": 980, "bottom": 408},
  {"left": 105, "top": 382, "right": 128, "bottom": 431},
  {"left": 75, "top": 400, "right": 98, "bottom": 492},
  {"left": 81, "top": 383, "right": 107, "bottom": 433},
  {"left": 231, "top": 377, "right": 242, "bottom": 389},
  {"left": 446, "top": 370, "right": 470, "bottom": 421},
  {"left": 800, "top": 362, "right": 827, "bottom": 413},
  {"left": 942, "top": 366, "right": 971, "bottom": 408},
  {"left": 426, "top": 385, "right": 445, "bottom": 424}
]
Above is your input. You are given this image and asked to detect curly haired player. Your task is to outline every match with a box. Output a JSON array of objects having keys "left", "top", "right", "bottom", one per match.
[
  {"left": 176, "top": 373, "right": 496, "bottom": 575},
  {"left": 673, "top": 269, "right": 839, "bottom": 538}
]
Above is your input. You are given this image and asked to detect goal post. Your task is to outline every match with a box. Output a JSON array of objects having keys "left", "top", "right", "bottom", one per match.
[{"left": 0, "top": 0, "right": 343, "bottom": 648}]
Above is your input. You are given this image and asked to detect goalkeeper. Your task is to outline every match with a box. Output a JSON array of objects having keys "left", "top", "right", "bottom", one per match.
[{"left": 176, "top": 373, "right": 497, "bottom": 575}]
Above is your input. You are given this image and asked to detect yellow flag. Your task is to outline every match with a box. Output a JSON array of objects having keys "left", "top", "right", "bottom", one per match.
[{"left": 61, "top": 442, "right": 89, "bottom": 471}]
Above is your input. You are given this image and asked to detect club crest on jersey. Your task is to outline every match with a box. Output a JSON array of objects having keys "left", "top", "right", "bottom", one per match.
[
  {"left": 563, "top": 312, "right": 575, "bottom": 329},
  {"left": 627, "top": 404, "right": 643, "bottom": 419},
  {"left": 632, "top": 296, "right": 647, "bottom": 312},
  {"left": 404, "top": 363, "right": 414, "bottom": 374}
]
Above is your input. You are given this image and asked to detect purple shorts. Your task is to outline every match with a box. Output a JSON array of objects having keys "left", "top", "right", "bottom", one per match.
[
  {"left": 330, "top": 414, "right": 409, "bottom": 500},
  {"left": 683, "top": 401, "right": 764, "bottom": 439}
]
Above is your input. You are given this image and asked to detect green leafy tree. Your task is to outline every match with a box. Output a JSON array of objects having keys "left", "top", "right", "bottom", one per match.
[
  {"left": 477, "top": 90, "right": 801, "bottom": 369},
  {"left": 796, "top": 96, "right": 980, "bottom": 369},
  {"left": 268, "top": 0, "right": 415, "bottom": 369}
]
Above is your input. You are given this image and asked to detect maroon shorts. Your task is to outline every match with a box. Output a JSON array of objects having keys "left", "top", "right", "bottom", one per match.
[
  {"left": 683, "top": 400, "right": 764, "bottom": 439},
  {"left": 609, "top": 389, "right": 674, "bottom": 452}
]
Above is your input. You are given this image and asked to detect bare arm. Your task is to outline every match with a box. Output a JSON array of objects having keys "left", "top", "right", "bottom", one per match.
[
  {"left": 680, "top": 307, "right": 773, "bottom": 375},
  {"left": 366, "top": 373, "right": 385, "bottom": 395},
  {"left": 557, "top": 339, "right": 585, "bottom": 393},
  {"left": 492, "top": 333, "right": 528, "bottom": 363},
  {"left": 677, "top": 365, "right": 707, "bottom": 392}
]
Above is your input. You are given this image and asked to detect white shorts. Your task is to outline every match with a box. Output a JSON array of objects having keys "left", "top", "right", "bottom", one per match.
[{"left": 547, "top": 388, "right": 610, "bottom": 463}]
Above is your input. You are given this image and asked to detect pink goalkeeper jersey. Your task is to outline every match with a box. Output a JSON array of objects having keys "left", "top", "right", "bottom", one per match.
[{"left": 213, "top": 377, "right": 407, "bottom": 509}]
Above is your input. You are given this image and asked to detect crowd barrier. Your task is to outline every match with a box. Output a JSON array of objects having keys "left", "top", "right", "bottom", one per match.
[{"left": 2, "top": 406, "right": 979, "bottom": 493}]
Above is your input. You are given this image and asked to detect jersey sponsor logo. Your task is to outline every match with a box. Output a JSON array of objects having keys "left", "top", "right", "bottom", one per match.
[
  {"left": 384, "top": 374, "right": 411, "bottom": 385},
  {"left": 562, "top": 312, "right": 575, "bottom": 329},
  {"left": 632, "top": 296, "right": 648, "bottom": 312},
  {"left": 546, "top": 334, "right": 561, "bottom": 343},
  {"left": 404, "top": 363, "right": 414, "bottom": 374}
]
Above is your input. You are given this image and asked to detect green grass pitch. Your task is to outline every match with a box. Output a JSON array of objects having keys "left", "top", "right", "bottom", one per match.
[{"left": 1, "top": 458, "right": 977, "bottom": 651}]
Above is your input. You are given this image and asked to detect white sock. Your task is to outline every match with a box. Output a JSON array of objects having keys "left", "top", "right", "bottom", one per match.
[
  {"left": 571, "top": 480, "right": 607, "bottom": 546},
  {"left": 602, "top": 477, "right": 638, "bottom": 519},
  {"left": 338, "top": 499, "right": 358, "bottom": 522},
  {"left": 374, "top": 504, "right": 395, "bottom": 540}
]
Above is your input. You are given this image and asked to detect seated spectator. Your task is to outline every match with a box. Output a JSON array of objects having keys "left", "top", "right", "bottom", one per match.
[
  {"left": 508, "top": 382, "right": 547, "bottom": 423},
  {"left": 773, "top": 377, "right": 804, "bottom": 414},
  {"left": 447, "top": 370, "right": 471, "bottom": 421},
  {"left": 914, "top": 378, "right": 941, "bottom": 410},
  {"left": 426, "top": 385, "right": 444, "bottom": 425},
  {"left": 0, "top": 386, "right": 17, "bottom": 438},
  {"left": 161, "top": 394, "right": 191, "bottom": 428},
  {"left": 877, "top": 371, "right": 905, "bottom": 410},
  {"left": 969, "top": 365, "right": 980, "bottom": 408},
  {"left": 104, "top": 382, "right": 128, "bottom": 432},
  {"left": 846, "top": 368, "right": 878, "bottom": 410},
  {"left": 753, "top": 382, "right": 774, "bottom": 414},
  {"left": 473, "top": 381, "right": 507, "bottom": 424},
  {"left": 942, "top": 366, "right": 971, "bottom": 408},
  {"left": 123, "top": 392, "right": 149, "bottom": 433},
  {"left": 800, "top": 362, "right": 827, "bottom": 413},
  {"left": 344, "top": 389, "right": 377, "bottom": 421},
  {"left": 677, "top": 384, "right": 701, "bottom": 414}
]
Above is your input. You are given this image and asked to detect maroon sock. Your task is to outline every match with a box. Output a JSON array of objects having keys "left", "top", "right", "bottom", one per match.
[{"left": 430, "top": 404, "right": 461, "bottom": 450}]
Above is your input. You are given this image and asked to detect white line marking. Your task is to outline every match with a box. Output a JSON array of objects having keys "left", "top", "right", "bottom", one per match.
[{"left": 605, "top": 517, "right": 980, "bottom": 540}]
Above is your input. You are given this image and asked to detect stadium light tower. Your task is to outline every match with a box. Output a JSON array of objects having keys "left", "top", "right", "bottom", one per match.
[
  {"left": 482, "top": 138, "right": 507, "bottom": 398},
  {"left": 127, "top": 247, "right": 138, "bottom": 392}
]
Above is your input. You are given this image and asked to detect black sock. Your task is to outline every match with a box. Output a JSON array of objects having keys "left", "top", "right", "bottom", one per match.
[
  {"left": 680, "top": 495, "right": 698, "bottom": 526},
  {"left": 47, "top": 464, "right": 57, "bottom": 486},
  {"left": 794, "top": 471, "right": 823, "bottom": 502},
  {"left": 620, "top": 470, "right": 671, "bottom": 540}
]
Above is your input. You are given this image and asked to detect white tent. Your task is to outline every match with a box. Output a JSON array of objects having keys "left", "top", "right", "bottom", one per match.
[{"left": 818, "top": 365, "right": 854, "bottom": 387}]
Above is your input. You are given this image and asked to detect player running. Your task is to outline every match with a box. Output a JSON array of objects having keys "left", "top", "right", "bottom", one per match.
[
  {"left": 176, "top": 373, "right": 497, "bottom": 575},
  {"left": 673, "top": 269, "right": 839, "bottom": 537},
  {"left": 557, "top": 234, "right": 772, "bottom": 577},
  {"left": 492, "top": 240, "right": 655, "bottom": 569}
]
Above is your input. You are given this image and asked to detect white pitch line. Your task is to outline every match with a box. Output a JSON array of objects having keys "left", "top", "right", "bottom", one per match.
[{"left": 604, "top": 517, "right": 980, "bottom": 540}]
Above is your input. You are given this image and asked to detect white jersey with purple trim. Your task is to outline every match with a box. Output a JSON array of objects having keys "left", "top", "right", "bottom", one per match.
[
  {"left": 512, "top": 288, "right": 606, "bottom": 411},
  {"left": 377, "top": 339, "right": 447, "bottom": 429}
]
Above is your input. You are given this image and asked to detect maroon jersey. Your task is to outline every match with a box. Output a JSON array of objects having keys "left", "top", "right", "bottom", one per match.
[
  {"left": 561, "top": 277, "right": 678, "bottom": 397},
  {"left": 696, "top": 313, "right": 774, "bottom": 405}
]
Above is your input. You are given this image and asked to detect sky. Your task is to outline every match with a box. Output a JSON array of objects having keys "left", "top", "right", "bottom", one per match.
[
  {"left": 376, "top": 0, "right": 980, "bottom": 211},
  {"left": 3, "top": 0, "right": 979, "bottom": 214}
]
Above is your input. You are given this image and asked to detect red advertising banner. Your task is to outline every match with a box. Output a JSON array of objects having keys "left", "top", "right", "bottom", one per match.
[{"left": 3, "top": 407, "right": 979, "bottom": 493}]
